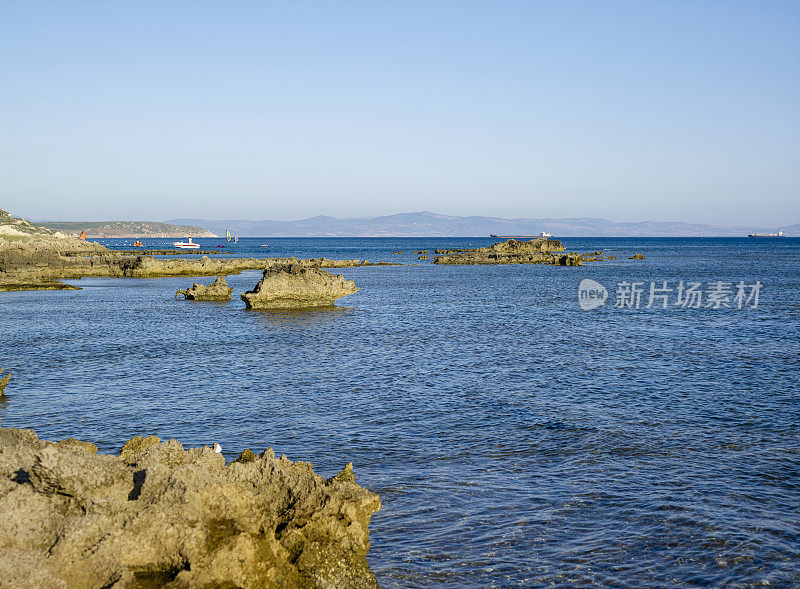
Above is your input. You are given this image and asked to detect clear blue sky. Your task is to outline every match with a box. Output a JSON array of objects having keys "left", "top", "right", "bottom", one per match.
[{"left": 1, "top": 1, "right": 798, "bottom": 225}]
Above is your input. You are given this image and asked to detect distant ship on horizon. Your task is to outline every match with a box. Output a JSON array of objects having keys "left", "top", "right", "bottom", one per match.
[
  {"left": 747, "top": 230, "right": 785, "bottom": 238},
  {"left": 490, "top": 231, "right": 553, "bottom": 239}
]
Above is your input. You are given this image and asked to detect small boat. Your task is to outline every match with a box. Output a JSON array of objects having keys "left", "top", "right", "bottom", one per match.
[
  {"left": 173, "top": 238, "right": 200, "bottom": 249},
  {"left": 133, "top": 240, "right": 143, "bottom": 247},
  {"left": 261, "top": 243, "right": 268, "bottom": 248}
]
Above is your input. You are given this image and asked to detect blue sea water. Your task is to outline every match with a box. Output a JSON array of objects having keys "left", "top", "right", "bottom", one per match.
[{"left": 1, "top": 237, "right": 799, "bottom": 587}]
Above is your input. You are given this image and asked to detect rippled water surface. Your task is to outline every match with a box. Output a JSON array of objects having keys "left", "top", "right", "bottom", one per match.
[{"left": 2, "top": 237, "right": 799, "bottom": 587}]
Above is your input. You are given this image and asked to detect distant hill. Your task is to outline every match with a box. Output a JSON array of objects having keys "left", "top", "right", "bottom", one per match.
[
  {"left": 38, "top": 221, "right": 217, "bottom": 238},
  {"left": 169, "top": 211, "right": 799, "bottom": 238},
  {"left": 0, "top": 208, "right": 59, "bottom": 237}
]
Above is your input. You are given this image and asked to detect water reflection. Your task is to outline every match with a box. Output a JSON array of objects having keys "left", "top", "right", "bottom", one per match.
[{"left": 247, "top": 305, "right": 357, "bottom": 327}]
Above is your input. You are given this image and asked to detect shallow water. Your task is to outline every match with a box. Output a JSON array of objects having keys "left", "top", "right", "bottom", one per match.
[{"left": 2, "top": 237, "right": 799, "bottom": 587}]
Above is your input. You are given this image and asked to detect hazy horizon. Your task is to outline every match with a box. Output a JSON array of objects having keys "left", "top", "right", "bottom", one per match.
[
  {"left": 27, "top": 209, "right": 800, "bottom": 238},
  {"left": 2, "top": 1, "right": 798, "bottom": 225},
  {"left": 26, "top": 209, "right": 800, "bottom": 230},
  {"left": 22, "top": 208, "right": 797, "bottom": 229}
]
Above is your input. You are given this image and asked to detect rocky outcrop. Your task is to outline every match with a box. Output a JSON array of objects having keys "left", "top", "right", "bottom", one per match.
[
  {"left": 0, "top": 370, "right": 8, "bottom": 396},
  {"left": 175, "top": 276, "right": 234, "bottom": 301},
  {"left": 629, "top": 253, "right": 647, "bottom": 260},
  {"left": 241, "top": 264, "right": 359, "bottom": 310},
  {"left": 433, "top": 238, "right": 587, "bottom": 266},
  {"left": 0, "top": 426, "right": 381, "bottom": 588}
]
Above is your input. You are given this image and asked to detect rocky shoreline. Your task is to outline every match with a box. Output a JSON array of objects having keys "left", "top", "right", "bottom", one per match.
[
  {"left": 0, "top": 236, "right": 399, "bottom": 292},
  {"left": 0, "top": 424, "right": 381, "bottom": 588}
]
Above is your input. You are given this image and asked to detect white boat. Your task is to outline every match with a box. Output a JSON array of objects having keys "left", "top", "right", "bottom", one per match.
[
  {"left": 173, "top": 238, "right": 200, "bottom": 249},
  {"left": 538, "top": 231, "right": 553, "bottom": 238}
]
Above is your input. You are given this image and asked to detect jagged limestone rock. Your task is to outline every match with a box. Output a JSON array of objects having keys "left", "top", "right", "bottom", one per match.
[
  {"left": 175, "top": 276, "right": 233, "bottom": 301},
  {"left": 0, "top": 371, "right": 9, "bottom": 396},
  {"left": 231, "top": 448, "right": 258, "bottom": 464},
  {"left": 0, "top": 426, "right": 381, "bottom": 588},
  {"left": 241, "top": 264, "right": 358, "bottom": 310},
  {"left": 56, "top": 438, "right": 98, "bottom": 454}
]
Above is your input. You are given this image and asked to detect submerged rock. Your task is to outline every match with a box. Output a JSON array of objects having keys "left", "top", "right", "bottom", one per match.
[
  {"left": 175, "top": 276, "right": 233, "bottom": 301},
  {"left": 629, "top": 253, "right": 647, "bottom": 260},
  {"left": 0, "top": 426, "right": 381, "bottom": 588},
  {"left": 241, "top": 264, "right": 359, "bottom": 310},
  {"left": 433, "top": 238, "right": 586, "bottom": 266},
  {"left": 0, "top": 370, "right": 8, "bottom": 395}
]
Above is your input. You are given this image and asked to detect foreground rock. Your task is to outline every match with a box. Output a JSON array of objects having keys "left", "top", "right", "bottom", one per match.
[
  {"left": 242, "top": 264, "right": 359, "bottom": 310},
  {"left": 433, "top": 238, "right": 587, "bottom": 266},
  {"left": 175, "top": 276, "right": 233, "bottom": 301},
  {"left": 0, "top": 426, "right": 381, "bottom": 588}
]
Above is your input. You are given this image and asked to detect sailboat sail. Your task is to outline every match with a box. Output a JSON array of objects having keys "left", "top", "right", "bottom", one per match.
[{"left": 226, "top": 230, "right": 232, "bottom": 243}]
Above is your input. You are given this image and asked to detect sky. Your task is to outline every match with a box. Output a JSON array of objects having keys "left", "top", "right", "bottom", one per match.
[{"left": 1, "top": 1, "right": 798, "bottom": 225}]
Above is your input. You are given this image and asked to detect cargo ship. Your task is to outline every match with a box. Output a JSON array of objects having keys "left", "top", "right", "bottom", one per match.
[
  {"left": 490, "top": 231, "right": 553, "bottom": 238},
  {"left": 747, "top": 230, "right": 785, "bottom": 238}
]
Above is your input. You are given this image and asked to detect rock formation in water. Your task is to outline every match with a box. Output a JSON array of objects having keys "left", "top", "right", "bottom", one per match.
[
  {"left": 0, "top": 370, "right": 8, "bottom": 396},
  {"left": 175, "top": 276, "right": 234, "bottom": 301},
  {"left": 241, "top": 264, "right": 359, "bottom": 310},
  {"left": 0, "top": 426, "right": 381, "bottom": 588},
  {"left": 433, "top": 238, "right": 587, "bottom": 266},
  {"left": 629, "top": 253, "right": 647, "bottom": 260}
]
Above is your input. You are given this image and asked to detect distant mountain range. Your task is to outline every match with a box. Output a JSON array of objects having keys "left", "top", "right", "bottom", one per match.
[{"left": 169, "top": 212, "right": 800, "bottom": 238}]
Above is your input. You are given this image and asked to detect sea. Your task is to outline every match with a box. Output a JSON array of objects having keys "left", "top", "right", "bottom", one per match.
[{"left": 2, "top": 237, "right": 798, "bottom": 587}]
